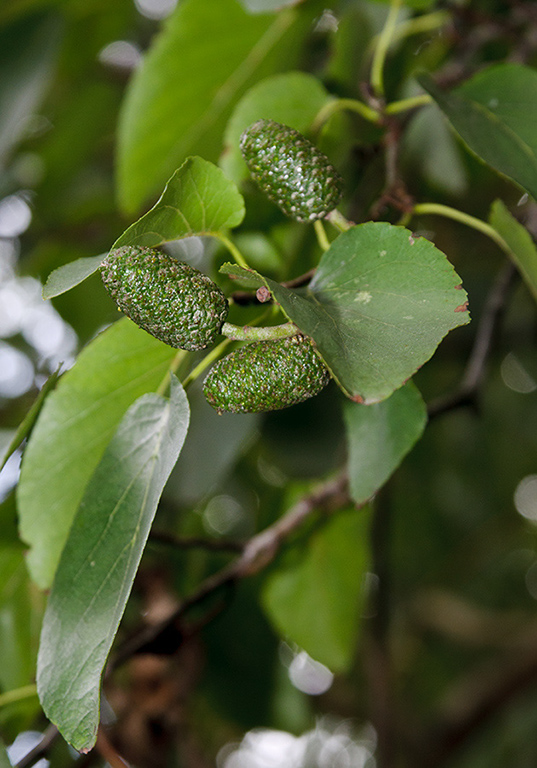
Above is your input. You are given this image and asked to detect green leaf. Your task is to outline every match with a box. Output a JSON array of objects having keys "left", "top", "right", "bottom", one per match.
[
  {"left": 0, "top": 547, "right": 41, "bottom": 693},
  {"left": 0, "top": 369, "right": 61, "bottom": 472},
  {"left": 0, "top": 13, "right": 62, "bottom": 166},
  {"left": 117, "top": 0, "right": 303, "bottom": 213},
  {"left": 238, "top": 0, "right": 304, "bottom": 13},
  {"left": 419, "top": 65, "right": 537, "bottom": 200},
  {"left": 42, "top": 254, "right": 105, "bottom": 299},
  {"left": 489, "top": 199, "right": 537, "bottom": 302},
  {"left": 262, "top": 506, "right": 371, "bottom": 672},
  {"left": 0, "top": 736, "right": 10, "bottom": 768},
  {"left": 37, "top": 377, "right": 190, "bottom": 752},
  {"left": 344, "top": 381, "right": 427, "bottom": 505},
  {"left": 220, "top": 261, "right": 265, "bottom": 289},
  {"left": 113, "top": 158, "right": 245, "bottom": 249},
  {"left": 17, "top": 319, "right": 177, "bottom": 589},
  {"left": 262, "top": 222, "right": 469, "bottom": 403},
  {"left": 221, "top": 71, "right": 332, "bottom": 182}
]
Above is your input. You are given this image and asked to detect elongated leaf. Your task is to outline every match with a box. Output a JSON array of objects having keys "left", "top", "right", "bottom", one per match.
[
  {"left": 17, "top": 319, "right": 177, "bottom": 589},
  {"left": 0, "top": 13, "right": 62, "bottom": 166},
  {"left": 261, "top": 223, "right": 469, "bottom": 403},
  {"left": 0, "top": 368, "right": 61, "bottom": 472},
  {"left": 113, "top": 158, "right": 245, "bottom": 249},
  {"left": 262, "top": 506, "right": 371, "bottom": 672},
  {"left": 344, "top": 381, "right": 427, "bottom": 505},
  {"left": 117, "top": 0, "right": 304, "bottom": 213},
  {"left": 489, "top": 199, "right": 537, "bottom": 302},
  {"left": 222, "top": 71, "right": 332, "bottom": 182},
  {"left": 37, "top": 377, "right": 190, "bottom": 752},
  {"left": 42, "top": 254, "right": 105, "bottom": 299},
  {"left": 420, "top": 65, "right": 537, "bottom": 200}
]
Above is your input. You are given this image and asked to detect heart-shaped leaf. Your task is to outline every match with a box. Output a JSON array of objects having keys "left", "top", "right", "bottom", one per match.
[
  {"left": 489, "top": 199, "right": 537, "bottom": 302},
  {"left": 262, "top": 505, "right": 371, "bottom": 673},
  {"left": 37, "top": 377, "right": 190, "bottom": 752},
  {"left": 344, "top": 381, "right": 427, "bottom": 505},
  {"left": 17, "top": 319, "right": 177, "bottom": 589},
  {"left": 261, "top": 222, "right": 469, "bottom": 403},
  {"left": 112, "top": 157, "right": 245, "bottom": 249},
  {"left": 420, "top": 65, "right": 537, "bottom": 200}
]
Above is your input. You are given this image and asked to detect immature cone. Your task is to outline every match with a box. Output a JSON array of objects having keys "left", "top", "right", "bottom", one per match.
[
  {"left": 203, "top": 335, "right": 331, "bottom": 414},
  {"left": 240, "top": 119, "right": 344, "bottom": 222},
  {"left": 101, "top": 246, "right": 228, "bottom": 351}
]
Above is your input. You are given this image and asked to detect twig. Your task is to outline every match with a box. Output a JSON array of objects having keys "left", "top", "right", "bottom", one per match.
[
  {"left": 149, "top": 530, "right": 244, "bottom": 553},
  {"left": 13, "top": 725, "right": 58, "bottom": 768},
  {"left": 95, "top": 728, "right": 130, "bottom": 768},
  {"left": 427, "top": 262, "right": 516, "bottom": 418},
  {"left": 111, "top": 472, "right": 351, "bottom": 667},
  {"left": 365, "top": 486, "right": 397, "bottom": 768}
]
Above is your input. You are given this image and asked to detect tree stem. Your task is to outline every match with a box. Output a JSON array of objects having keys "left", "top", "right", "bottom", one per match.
[
  {"left": 314, "top": 219, "right": 331, "bottom": 251},
  {"left": 311, "top": 97, "right": 381, "bottom": 134},
  {"left": 214, "top": 232, "right": 250, "bottom": 269},
  {"left": 412, "top": 202, "right": 511, "bottom": 255},
  {"left": 371, "top": 0, "right": 403, "bottom": 97},
  {"left": 326, "top": 209, "right": 354, "bottom": 232}
]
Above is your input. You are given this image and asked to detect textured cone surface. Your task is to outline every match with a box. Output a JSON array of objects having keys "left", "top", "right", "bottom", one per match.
[
  {"left": 240, "top": 119, "right": 344, "bottom": 222},
  {"left": 101, "top": 246, "right": 228, "bottom": 351},
  {"left": 203, "top": 335, "right": 331, "bottom": 414}
]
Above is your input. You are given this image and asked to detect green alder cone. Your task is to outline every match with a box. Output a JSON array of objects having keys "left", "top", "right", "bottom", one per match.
[
  {"left": 101, "top": 246, "right": 228, "bottom": 351},
  {"left": 203, "top": 334, "right": 331, "bottom": 414},
  {"left": 240, "top": 119, "right": 344, "bottom": 222}
]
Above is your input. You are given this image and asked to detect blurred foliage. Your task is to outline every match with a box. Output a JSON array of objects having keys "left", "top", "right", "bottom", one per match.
[{"left": 1, "top": 0, "right": 537, "bottom": 766}]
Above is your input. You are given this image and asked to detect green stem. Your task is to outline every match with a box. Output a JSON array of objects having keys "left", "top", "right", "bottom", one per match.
[
  {"left": 156, "top": 349, "right": 189, "bottom": 397},
  {"left": 412, "top": 203, "right": 511, "bottom": 254},
  {"left": 181, "top": 339, "right": 231, "bottom": 389},
  {"left": 392, "top": 9, "right": 450, "bottom": 42},
  {"left": 221, "top": 321, "right": 298, "bottom": 341},
  {"left": 311, "top": 98, "right": 381, "bottom": 134},
  {"left": 214, "top": 233, "right": 250, "bottom": 270},
  {"left": 0, "top": 684, "right": 38, "bottom": 709},
  {"left": 385, "top": 94, "right": 432, "bottom": 115},
  {"left": 371, "top": 0, "right": 403, "bottom": 98},
  {"left": 326, "top": 209, "right": 353, "bottom": 232},
  {"left": 314, "top": 220, "right": 330, "bottom": 252}
]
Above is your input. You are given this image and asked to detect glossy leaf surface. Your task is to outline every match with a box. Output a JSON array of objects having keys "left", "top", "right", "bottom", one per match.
[
  {"left": 263, "top": 223, "right": 469, "bottom": 403},
  {"left": 17, "top": 319, "right": 177, "bottom": 589},
  {"left": 37, "top": 378, "right": 189, "bottom": 751}
]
